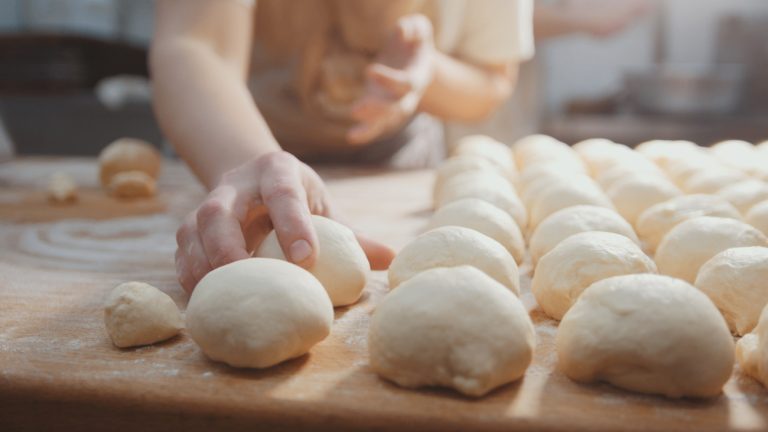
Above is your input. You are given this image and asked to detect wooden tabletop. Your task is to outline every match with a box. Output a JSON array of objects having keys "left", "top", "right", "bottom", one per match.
[{"left": 2, "top": 157, "right": 768, "bottom": 432}]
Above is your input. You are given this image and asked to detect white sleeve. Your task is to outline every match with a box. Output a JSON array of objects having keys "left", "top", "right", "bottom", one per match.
[{"left": 452, "top": 0, "right": 534, "bottom": 65}]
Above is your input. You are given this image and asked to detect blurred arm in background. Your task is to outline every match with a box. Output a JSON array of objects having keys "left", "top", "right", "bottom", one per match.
[{"left": 534, "top": 0, "right": 651, "bottom": 40}]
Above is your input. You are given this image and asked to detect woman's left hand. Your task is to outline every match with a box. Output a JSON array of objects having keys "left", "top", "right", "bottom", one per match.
[{"left": 347, "top": 14, "right": 435, "bottom": 145}]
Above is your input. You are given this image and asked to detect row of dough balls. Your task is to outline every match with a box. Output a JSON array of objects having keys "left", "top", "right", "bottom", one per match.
[
  {"left": 106, "top": 216, "right": 372, "bottom": 373},
  {"left": 372, "top": 136, "right": 535, "bottom": 397}
]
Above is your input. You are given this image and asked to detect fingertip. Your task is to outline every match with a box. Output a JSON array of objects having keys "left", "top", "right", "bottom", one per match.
[
  {"left": 288, "top": 239, "right": 316, "bottom": 267},
  {"left": 356, "top": 233, "right": 396, "bottom": 270}
]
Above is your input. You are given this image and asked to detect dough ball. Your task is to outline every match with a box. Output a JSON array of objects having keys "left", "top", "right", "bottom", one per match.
[
  {"left": 452, "top": 135, "right": 515, "bottom": 175},
  {"left": 517, "top": 164, "right": 578, "bottom": 195},
  {"left": 521, "top": 173, "right": 593, "bottom": 209},
  {"left": 433, "top": 155, "right": 506, "bottom": 202},
  {"left": 582, "top": 144, "right": 638, "bottom": 177},
  {"left": 529, "top": 205, "right": 639, "bottom": 267},
  {"left": 108, "top": 171, "right": 157, "bottom": 199},
  {"left": 747, "top": 200, "right": 768, "bottom": 236},
  {"left": 388, "top": 226, "right": 519, "bottom": 295},
  {"left": 607, "top": 176, "right": 682, "bottom": 227},
  {"left": 436, "top": 171, "right": 527, "bottom": 230},
  {"left": 428, "top": 198, "right": 525, "bottom": 264},
  {"left": 636, "top": 194, "right": 742, "bottom": 254},
  {"left": 104, "top": 281, "right": 183, "bottom": 348},
  {"left": 572, "top": 138, "right": 615, "bottom": 158},
  {"left": 716, "top": 180, "right": 768, "bottom": 215},
  {"left": 99, "top": 138, "right": 161, "bottom": 188},
  {"left": 557, "top": 274, "right": 735, "bottom": 398},
  {"left": 529, "top": 181, "right": 614, "bottom": 231},
  {"left": 683, "top": 169, "right": 749, "bottom": 194},
  {"left": 369, "top": 266, "right": 535, "bottom": 397},
  {"left": 665, "top": 156, "right": 721, "bottom": 187},
  {"left": 257, "top": 215, "right": 369, "bottom": 307},
  {"left": 47, "top": 172, "right": 78, "bottom": 204},
  {"left": 655, "top": 216, "right": 767, "bottom": 283},
  {"left": 695, "top": 246, "right": 768, "bottom": 336},
  {"left": 596, "top": 164, "right": 662, "bottom": 191},
  {"left": 186, "top": 258, "right": 333, "bottom": 368},
  {"left": 635, "top": 140, "right": 699, "bottom": 169},
  {"left": 533, "top": 232, "right": 656, "bottom": 320},
  {"left": 512, "top": 134, "right": 571, "bottom": 169},
  {"left": 736, "top": 305, "right": 768, "bottom": 388}
]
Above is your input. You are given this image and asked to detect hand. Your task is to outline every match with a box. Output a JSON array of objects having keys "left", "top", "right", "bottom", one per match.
[
  {"left": 347, "top": 14, "right": 435, "bottom": 145},
  {"left": 567, "top": 0, "right": 651, "bottom": 38},
  {"left": 175, "top": 151, "right": 396, "bottom": 293}
]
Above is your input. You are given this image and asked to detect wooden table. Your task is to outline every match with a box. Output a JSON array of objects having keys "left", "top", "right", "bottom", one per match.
[{"left": 2, "top": 157, "right": 768, "bottom": 432}]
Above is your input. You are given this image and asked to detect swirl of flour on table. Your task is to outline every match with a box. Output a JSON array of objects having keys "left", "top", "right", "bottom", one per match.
[{"left": 8, "top": 215, "right": 177, "bottom": 274}]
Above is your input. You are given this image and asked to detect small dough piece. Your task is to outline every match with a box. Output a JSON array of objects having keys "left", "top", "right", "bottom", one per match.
[
  {"left": 388, "top": 226, "right": 519, "bottom": 295},
  {"left": 433, "top": 155, "right": 506, "bottom": 201},
  {"left": 636, "top": 194, "right": 742, "bottom": 254},
  {"left": 369, "top": 266, "right": 535, "bottom": 397},
  {"left": 655, "top": 216, "right": 767, "bottom": 283},
  {"left": 186, "top": 258, "right": 333, "bottom": 368},
  {"left": 47, "top": 172, "right": 78, "bottom": 204},
  {"left": 747, "top": 200, "right": 768, "bottom": 236},
  {"left": 606, "top": 176, "right": 682, "bottom": 227},
  {"left": 99, "top": 137, "right": 161, "bottom": 187},
  {"left": 529, "top": 205, "right": 639, "bottom": 267},
  {"left": 695, "top": 246, "right": 768, "bottom": 336},
  {"left": 428, "top": 198, "right": 525, "bottom": 264},
  {"left": 104, "top": 281, "right": 183, "bottom": 348},
  {"left": 533, "top": 232, "right": 656, "bottom": 320},
  {"left": 529, "top": 181, "right": 614, "bottom": 231},
  {"left": 557, "top": 274, "right": 735, "bottom": 398},
  {"left": 436, "top": 171, "right": 527, "bottom": 230},
  {"left": 452, "top": 135, "right": 515, "bottom": 175},
  {"left": 108, "top": 171, "right": 157, "bottom": 198},
  {"left": 256, "top": 215, "right": 369, "bottom": 307},
  {"left": 736, "top": 305, "right": 768, "bottom": 388},
  {"left": 716, "top": 180, "right": 768, "bottom": 215}
]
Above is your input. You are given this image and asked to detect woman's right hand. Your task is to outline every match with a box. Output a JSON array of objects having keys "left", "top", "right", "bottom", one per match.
[{"left": 175, "top": 151, "right": 395, "bottom": 293}]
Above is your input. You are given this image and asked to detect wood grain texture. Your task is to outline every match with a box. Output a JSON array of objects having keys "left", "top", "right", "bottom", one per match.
[{"left": 1, "top": 157, "right": 768, "bottom": 432}]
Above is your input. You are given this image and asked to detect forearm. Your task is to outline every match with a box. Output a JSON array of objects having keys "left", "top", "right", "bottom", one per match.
[
  {"left": 151, "top": 40, "right": 280, "bottom": 189},
  {"left": 418, "top": 51, "right": 518, "bottom": 122},
  {"left": 533, "top": 4, "right": 580, "bottom": 39}
]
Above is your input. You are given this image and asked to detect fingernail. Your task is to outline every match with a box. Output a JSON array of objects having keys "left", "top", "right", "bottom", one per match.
[{"left": 289, "top": 240, "right": 312, "bottom": 263}]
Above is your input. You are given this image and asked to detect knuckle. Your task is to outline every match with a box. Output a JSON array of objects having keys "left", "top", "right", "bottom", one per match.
[
  {"left": 196, "top": 199, "right": 227, "bottom": 224},
  {"left": 263, "top": 182, "right": 299, "bottom": 203}
]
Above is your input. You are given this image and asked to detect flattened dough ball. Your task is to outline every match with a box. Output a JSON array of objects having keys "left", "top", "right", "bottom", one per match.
[
  {"left": 655, "top": 216, "right": 767, "bottom": 283},
  {"left": 736, "top": 305, "right": 768, "bottom": 388},
  {"left": 369, "top": 266, "right": 535, "bottom": 397},
  {"left": 695, "top": 246, "right": 768, "bottom": 336},
  {"left": 388, "top": 226, "right": 520, "bottom": 295},
  {"left": 606, "top": 176, "right": 682, "bottom": 227},
  {"left": 186, "top": 258, "right": 333, "bottom": 368},
  {"left": 428, "top": 198, "right": 525, "bottom": 264},
  {"left": 533, "top": 232, "right": 656, "bottom": 320},
  {"left": 557, "top": 274, "right": 735, "bottom": 398},
  {"left": 257, "top": 215, "right": 369, "bottom": 307},
  {"left": 104, "top": 281, "right": 183, "bottom": 348},
  {"left": 529, "top": 205, "right": 639, "bottom": 267},
  {"left": 636, "top": 194, "right": 742, "bottom": 254},
  {"left": 747, "top": 200, "right": 768, "bottom": 236}
]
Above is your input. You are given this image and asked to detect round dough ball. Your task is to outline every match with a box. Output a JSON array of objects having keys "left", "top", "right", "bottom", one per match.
[
  {"left": 596, "top": 164, "right": 662, "bottom": 191},
  {"left": 529, "top": 205, "right": 639, "bottom": 267},
  {"left": 452, "top": 135, "right": 514, "bottom": 174},
  {"left": 512, "top": 135, "right": 570, "bottom": 169},
  {"left": 665, "top": 156, "right": 720, "bottom": 187},
  {"left": 655, "top": 216, "right": 767, "bottom": 283},
  {"left": 436, "top": 171, "right": 527, "bottom": 230},
  {"left": 388, "top": 226, "right": 520, "bottom": 294},
  {"left": 747, "top": 200, "right": 768, "bottom": 236},
  {"left": 683, "top": 169, "right": 749, "bottom": 194},
  {"left": 108, "top": 171, "right": 157, "bottom": 199},
  {"left": 428, "top": 198, "right": 525, "bottom": 264},
  {"left": 736, "top": 305, "right": 768, "bottom": 388},
  {"left": 521, "top": 174, "right": 594, "bottom": 209},
  {"left": 529, "top": 181, "right": 614, "bottom": 231},
  {"left": 186, "top": 258, "right": 333, "bottom": 368},
  {"left": 607, "top": 176, "right": 682, "bottom": 227},
  {"left": 695, "top": 246, "right": 768, "bottom": 336},
  {"left": 256, "top": 215, "right": 369, "bottom": 307},
  {"left": 716, "top": 180, "right": 768, "bottom": 215},
  {"left": 635, "top": 140, "right": 699, "bottom": 169},
  {"left": 433, "top": 155, "right": 505, "bottom": 201},
  {"left": 104, "top": 281, "right": 183, "bottom": 348},
  {"left": 636, "top": 194, "right": 742, "bottom": 254},
  {"left": 557, "top": 274, "right": 735, "bottom": 398},
  {"left": 517, "top": 164, "right": 580, "bottom": 195},
  {"left": 99, "top": 138, "right": 161, "bottom": 188},
  {"left": 533, "top": 232, "right": 656, "bottom": 320},
  {"left": 369, "top": 266, "right": 535, "bottom": 397}
]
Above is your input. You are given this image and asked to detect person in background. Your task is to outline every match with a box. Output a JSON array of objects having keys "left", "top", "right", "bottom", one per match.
[
  {"left": 446, "top": 0, "right": 650, "bottom": 148},
  {"left": 151, "top": 0, "right": 534, "bottom": 292}
]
